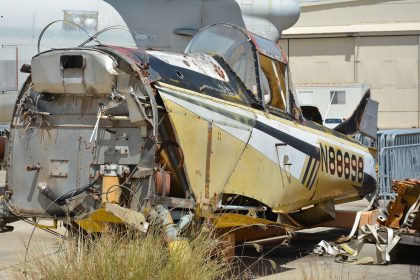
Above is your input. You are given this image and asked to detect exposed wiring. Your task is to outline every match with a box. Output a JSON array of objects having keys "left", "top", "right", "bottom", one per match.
[
  {"left": 3, "top": 171, "right": 143, "bottom": 273},
  {"left": 105, "top": 184, "right": 141, "bottom": 208},
  {"left": 37, "top": 20, "right": 98, "bottom": 53},
  {"left": 23, "top": 218, "right": 39, "bottom": 273},
  {"left": 0, "top": 246, "right": 68, "bottom": 272},
  {"left": 20, "top": 218, "right": 67, "bottom": 239},
  {"left": 78, "top": 25, "right": 132, "bottom": 47},
  {"left": 88, "top": 107, "right": 104, "bottom": 148},
  {"left": 122, "top": 165, "right": 138, "bottom": 186},
  {"left": 54, "top": 174, "right": 100, "bottom": 205},
  {"left": 155, "top": 140, "right": 184, "bottom": 173},
  {"left": 4, "top": 178, "right": 100, "bottom": 273}
]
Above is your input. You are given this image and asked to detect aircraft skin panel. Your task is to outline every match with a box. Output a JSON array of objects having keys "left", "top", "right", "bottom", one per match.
[
  {"left": 247, "top": 128, "right": 307, "bottom": 182},
  {"left": 249, "top": 112, "right": 376, "bottom": 194},
  {"left": 156, "top": 83, "right": 256, "bottom": 120},
  {"left": 261, "top": 112, "right": 377, "bottom": 181},
  {"left": 253, "top": 114, "right": 376, "bottom": 203},
  {"left": 160, "top": 87, "right": 326, "bottom": 211},
  {"left": 156, "top": 84, "right": 254, "bottom": 143},
  {"left": 161, "top": 97, "right": 250, "bottom": 204},
  {"left": 162, "top": 100, "right": 209, "bottom": 201},
  {"left": 212, "top": 124, "right": 252, "bottom": 151},
  {"left": 299, "top": 155, "right": 320, "bottom": 191},
  {"left": 208, "top": 125, "right": 250, "bottom": 200},
  {"left": 251, "top": 115, "right": 308, "bottom": 179},
  {"left": 157, "top": 82, "right": 371, "bottom": 154},
  {"left": 158, "top": 85, "right": 350, "bottom": 211},
  {"left": 268, "top": 112, "right": 370, "bottom": 151},
  {"left": 223, "top": 142, "right": 309, "bottom": 210},
  {"left": 157, "top": 82, "right": 376, "bottom": 211}
]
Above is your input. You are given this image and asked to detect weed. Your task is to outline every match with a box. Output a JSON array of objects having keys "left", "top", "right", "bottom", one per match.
[{"left": 22, "top": 226, "right": 236, "bottom": 280}]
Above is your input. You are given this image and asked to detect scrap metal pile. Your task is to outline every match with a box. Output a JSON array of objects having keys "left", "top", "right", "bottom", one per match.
[
  {"left": 384, "top": 179, "right": 420, "bottom": 232},
  {"left": 315, "top": 179, "right": 420, "bottom": 264}
]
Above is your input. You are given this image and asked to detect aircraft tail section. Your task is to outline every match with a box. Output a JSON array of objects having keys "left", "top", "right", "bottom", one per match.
[{"left": 334, "top": 89, "right": 379, "bottom": 140}]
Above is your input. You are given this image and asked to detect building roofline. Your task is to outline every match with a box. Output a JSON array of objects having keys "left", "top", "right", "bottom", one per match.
[
  {"left": 282, "top": 21, "right": 420, "bottom": 38},
  {"left": 300, "top": 0, "right": 399, "bottom": 8},
  {"left": 301, "top": 0, "right": 360, "bottom": 7}
]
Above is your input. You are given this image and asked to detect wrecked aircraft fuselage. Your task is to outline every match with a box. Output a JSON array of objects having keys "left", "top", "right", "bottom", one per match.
[{"left": 0, "top": 24, "right": 377, "bottom": 238}]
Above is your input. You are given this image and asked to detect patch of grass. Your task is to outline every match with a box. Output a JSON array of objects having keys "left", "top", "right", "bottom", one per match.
[{"left": 22, "top": 227, "right": 236, "bottom": 280}]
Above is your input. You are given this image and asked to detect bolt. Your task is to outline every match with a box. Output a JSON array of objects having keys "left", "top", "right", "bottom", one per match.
[{"left": 26, "top": 164, "right": 41, "bottom": 171}]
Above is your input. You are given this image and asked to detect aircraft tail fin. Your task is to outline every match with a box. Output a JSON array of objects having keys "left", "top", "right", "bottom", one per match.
[{"left": 334, "top": 89, "right": 379, "bottom": 139}]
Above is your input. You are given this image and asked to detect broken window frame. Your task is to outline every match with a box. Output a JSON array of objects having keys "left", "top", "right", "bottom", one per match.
[
  {"left": 185, "top": 23, "right": 262, "bottom": 105},
  {"left": 258, "top": 53, "right": 288, "bottom": 113},
  {"left": 185, "top": 23, "right": 301, "bottom": 120}
]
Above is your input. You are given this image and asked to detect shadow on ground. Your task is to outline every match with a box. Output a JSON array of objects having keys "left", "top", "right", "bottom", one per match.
[{"left": 233, "top": 228, "right": 420, "bottom": 279}]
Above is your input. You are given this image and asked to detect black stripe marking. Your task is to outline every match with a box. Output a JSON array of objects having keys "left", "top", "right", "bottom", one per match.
[
  {"left": 306, "top": 160, "right": 317, "bottom": 188},
  {"left": 255, "top": 121, "right": 320, "bottom": 160},
  {"left": 308, "top": 175, "right": 317, "bottom": 190},
  {"left": 161, "top": 87, "right": 320, "bottom": 160},
  {"left": 308, "top": 161, "right": 319, "bottom": 190},
  {"left": 301, "top": 157, "right": 313, "bottom": 185}
]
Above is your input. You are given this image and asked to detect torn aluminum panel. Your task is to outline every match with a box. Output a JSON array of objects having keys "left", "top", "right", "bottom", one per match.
[{"left": 32, "top": 49, "right": 119, "bottom": 95}]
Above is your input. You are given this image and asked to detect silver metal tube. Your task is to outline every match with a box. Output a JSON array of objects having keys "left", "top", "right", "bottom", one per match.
[
  {"left": 177, "top": 213, "right": 193, "bottom": 232},
  {"left": 217, "top": 203, "right": 267, "bottom": 212},
  {"left": 100, "top": 115, "right": 130, "bottom": 121}
]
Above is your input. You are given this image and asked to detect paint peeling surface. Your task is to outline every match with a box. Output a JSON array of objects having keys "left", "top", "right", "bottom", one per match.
[{"left": 148, "top": 51, "right": 230, "bottom": 82}]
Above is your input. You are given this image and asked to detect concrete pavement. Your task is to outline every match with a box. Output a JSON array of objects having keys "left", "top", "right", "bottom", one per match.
[
  {"left": 0, "top": 171, "right": 66, "bottom": 279},
  {"left": 245, "top": 227, "right": 419, "bottom": 279},
  {"left": 0, "top": 221, "right": 65, "bottom": 279}
]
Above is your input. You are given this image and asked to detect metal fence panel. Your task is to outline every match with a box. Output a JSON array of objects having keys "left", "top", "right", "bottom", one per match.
[
  {"left": 378, "top": 129, "right": 420, "bottom": 151},
  {"left": 353, "top": 130, "right": 420, "bottom": 201},
  {"left": 378, "top": 144, "right": 420, "bottom": 201}
]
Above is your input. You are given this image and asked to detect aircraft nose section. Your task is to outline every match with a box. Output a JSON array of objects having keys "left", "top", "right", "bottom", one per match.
[
  {"left": 360, "top": 173, "right": 378, "bottom": 197},
  {"left": 358, "top": 153, "right": 378, "bottom": 197}
]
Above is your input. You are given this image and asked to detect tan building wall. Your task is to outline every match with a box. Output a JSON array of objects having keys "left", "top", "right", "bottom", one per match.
[
  {"left": 295, "top": 0, "right": 420, "bottom": 27},
  {"left": 279, "top": 0, "right": 420, "bottom": 129}
]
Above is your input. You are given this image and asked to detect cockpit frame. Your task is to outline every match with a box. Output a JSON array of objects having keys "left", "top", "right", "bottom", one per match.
[{"left": 185, "top": 23, "right": 299, "bottom": 119}]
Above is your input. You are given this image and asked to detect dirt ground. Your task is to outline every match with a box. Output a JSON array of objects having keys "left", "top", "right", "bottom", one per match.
[{"left": 1, "top": 170, "right": 419, "bottom": 279}]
